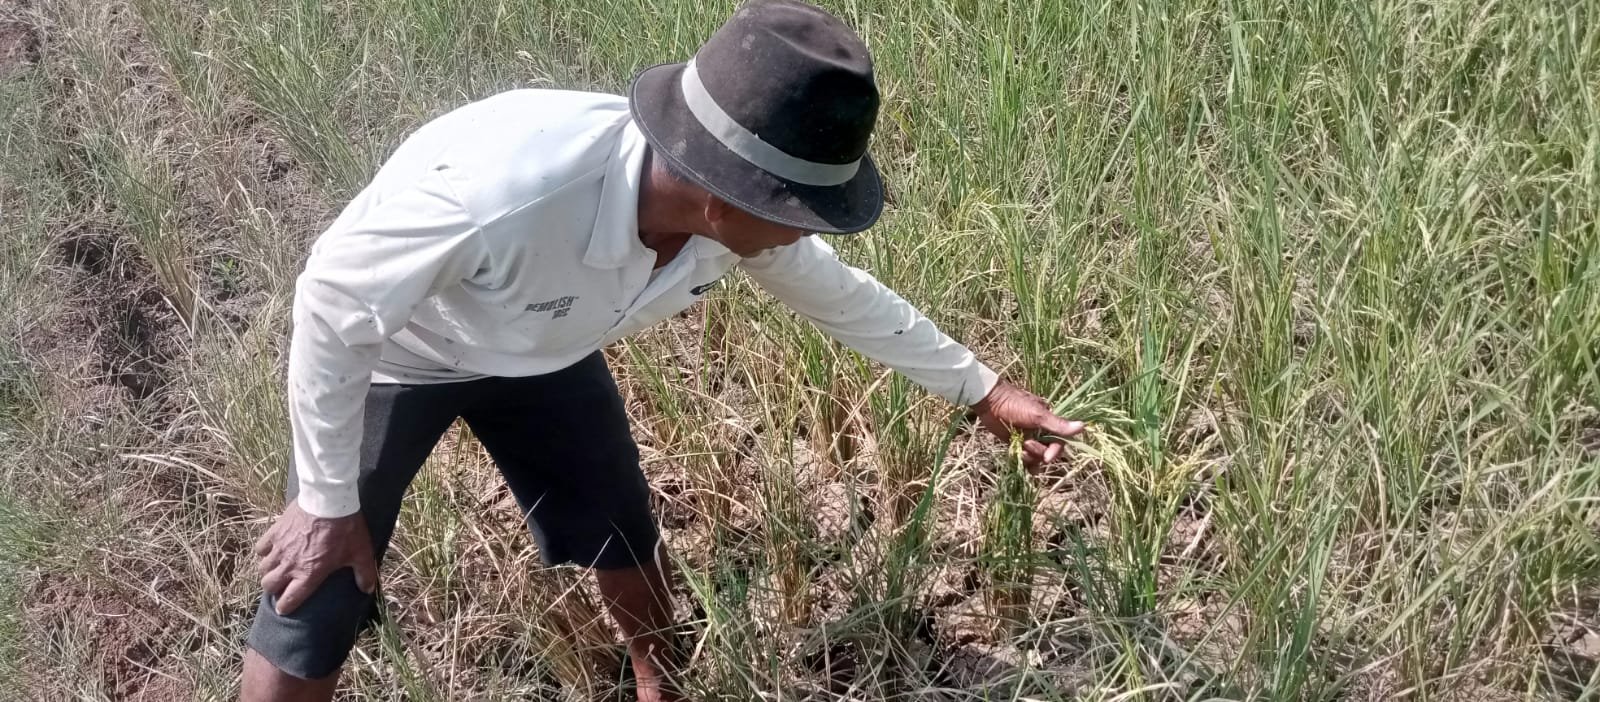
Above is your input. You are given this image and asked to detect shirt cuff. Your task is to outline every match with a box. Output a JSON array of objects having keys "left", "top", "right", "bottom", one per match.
[
  {"left": 296, "top": 483, "right": 361, "bottom": 518},
  {"left": 951, "top": 361, "right": 1001, "bottom": 407}
]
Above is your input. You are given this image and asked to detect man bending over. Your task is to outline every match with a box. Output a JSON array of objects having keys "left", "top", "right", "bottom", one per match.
[{"left": 242, "top": 1, "right": 1083, "bottom": 700}]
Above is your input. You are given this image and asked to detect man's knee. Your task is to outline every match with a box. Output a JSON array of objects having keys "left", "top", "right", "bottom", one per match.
[
  {"left": 245, "top": 568, "right": 377, "bottom": 680},
  {"left": 241, "top": 646, "right": 340, "bottom": 702}
]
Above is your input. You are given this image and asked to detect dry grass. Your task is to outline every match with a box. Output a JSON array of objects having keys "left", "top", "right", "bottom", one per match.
[{"left": 1, "top": 0, "right": 1598, "bottom": 699}]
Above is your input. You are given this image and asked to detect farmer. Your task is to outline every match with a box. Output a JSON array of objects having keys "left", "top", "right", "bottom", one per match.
[{"left": 241, "top": 1, "right": 1083, "bottom": 699}]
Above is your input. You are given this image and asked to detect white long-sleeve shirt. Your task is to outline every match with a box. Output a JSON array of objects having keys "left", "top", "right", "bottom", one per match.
[{"left": 289, "top": 89, "right": 999, "bottom": 518}]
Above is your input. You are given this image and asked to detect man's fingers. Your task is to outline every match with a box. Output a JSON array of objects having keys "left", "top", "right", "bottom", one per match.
[
  {"left": 1038, "top": 414, "right": 1085, "bottom": 440},
  {"left": 1021, "top": 439, "right": 1051, "bottom": 466},
  {"left": 274, "top": 572, "right": 324, "bottom": 616},
  {"left": 260, "top": 564, "right": 292, "bottom": 598},
  {"left": 256, "top": 551, "right": 281, "bottom": 576},
  {"left": 1019, "top": 438, "right": 1070, "bottom": 467},
  {"left": 1044, "top": 442, "right": 1064, "bottom": 463},
  {"left": 253, "top": 527, "right": 275, "bottom": 558}
]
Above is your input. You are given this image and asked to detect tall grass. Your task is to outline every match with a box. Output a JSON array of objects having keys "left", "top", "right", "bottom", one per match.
[{"left": 1, "top": 0, "right": 1597, "bottom": 698}]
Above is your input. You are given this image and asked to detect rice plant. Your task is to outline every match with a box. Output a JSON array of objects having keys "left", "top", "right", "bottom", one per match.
[{"left": 1, "top": 0, "right": 1597, "bottom": 698}]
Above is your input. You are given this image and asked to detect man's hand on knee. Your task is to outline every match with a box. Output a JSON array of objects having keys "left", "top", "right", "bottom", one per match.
[{"left": 254, "top": 501, "right": 379, "bottom": 615}]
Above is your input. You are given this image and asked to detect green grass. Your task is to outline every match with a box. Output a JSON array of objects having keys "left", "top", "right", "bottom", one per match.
[{"left": 1, "top": 0, "right": 1598, "bottom": 698}]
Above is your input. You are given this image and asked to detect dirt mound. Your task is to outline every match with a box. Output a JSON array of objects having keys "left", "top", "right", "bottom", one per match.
[
  {"left": 0, "top": 0, "right": 40, "bottom": 77},
  {"left": 24, "top": 576, "right": 193, "bottom": 700}
]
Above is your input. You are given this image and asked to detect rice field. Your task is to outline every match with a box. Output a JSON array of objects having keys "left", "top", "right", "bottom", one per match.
[{"left": 1, "top": 0, "right": 1597, "bottom": 699}]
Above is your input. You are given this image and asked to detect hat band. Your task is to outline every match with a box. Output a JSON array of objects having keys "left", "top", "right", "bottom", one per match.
[{"left": 680, "top": 60, "right": 861, "bottom": 187}]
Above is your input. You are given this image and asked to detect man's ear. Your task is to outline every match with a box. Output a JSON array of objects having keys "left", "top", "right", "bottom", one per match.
[{"left": 704, "top": 196, "right": 733, "bottom": 227}]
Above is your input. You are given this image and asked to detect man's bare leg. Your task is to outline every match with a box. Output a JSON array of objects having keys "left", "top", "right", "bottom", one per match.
[
  {"left": 595, "top": 547, "right": 682, "bottom": 702},
  {"left": 240, "top": 648, "right": 338, "bottom": 702}
]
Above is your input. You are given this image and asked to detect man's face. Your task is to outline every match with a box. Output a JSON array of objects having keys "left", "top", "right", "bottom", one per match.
[{"left": 705, "top": 198, "right": 813, "bottom": 257}]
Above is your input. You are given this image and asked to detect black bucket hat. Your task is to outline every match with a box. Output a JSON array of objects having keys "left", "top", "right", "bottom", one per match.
[{"left": 629, "top": 0, "right": 884, "bottom": 234}]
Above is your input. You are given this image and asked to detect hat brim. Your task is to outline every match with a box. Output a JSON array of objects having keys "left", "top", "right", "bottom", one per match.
[{"left": 629, "top": 62, "right": 884, "bottom": 235}]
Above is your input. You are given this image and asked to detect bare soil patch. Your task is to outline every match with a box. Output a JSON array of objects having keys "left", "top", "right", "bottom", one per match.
[
  {"left": 23, "top": 575, "right": 193, "bottom": 700},
  {"left": 0, "top": 0, "right": 39, "bottom": 78}
]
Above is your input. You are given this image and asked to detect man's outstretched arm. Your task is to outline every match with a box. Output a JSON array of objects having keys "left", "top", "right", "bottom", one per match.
[{"left": 740, "top": 237, "right": 1083, "bottom": 466}]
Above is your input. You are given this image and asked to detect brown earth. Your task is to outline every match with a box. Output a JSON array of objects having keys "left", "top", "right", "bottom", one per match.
[
  {"left": 25, "top": 575, "right": 193, "bottom": 700},
  {"left": 0, "top": 0, "right": 38, "bottom": 78}
]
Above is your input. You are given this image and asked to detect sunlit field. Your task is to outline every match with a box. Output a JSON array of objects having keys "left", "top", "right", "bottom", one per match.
[{"left": 1, "top": 0, "right": 1597, "bottom": 698}]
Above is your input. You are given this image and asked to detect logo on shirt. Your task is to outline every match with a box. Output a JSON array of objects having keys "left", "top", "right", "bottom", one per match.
[
  {"left": 690, "top": 278, "right": 724, "bottom": 296},
  {"left": 526, "top": 295, "right": 578, "bottom": 318}
]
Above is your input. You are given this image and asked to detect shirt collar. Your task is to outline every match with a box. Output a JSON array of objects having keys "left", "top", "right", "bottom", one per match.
[
  {"left": 691, "top": 232, "right": 731, "bottom": 258},
  {"left": 584, "top": 119, "right": 734, "bottom": 267},
  {"left": 584, "top": 120, "right": 650, "bottom": 269}
]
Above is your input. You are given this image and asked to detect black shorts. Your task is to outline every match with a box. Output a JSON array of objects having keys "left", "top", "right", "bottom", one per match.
[{"left": 245, "top": 351, "right": 658, "bottom": 680}]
